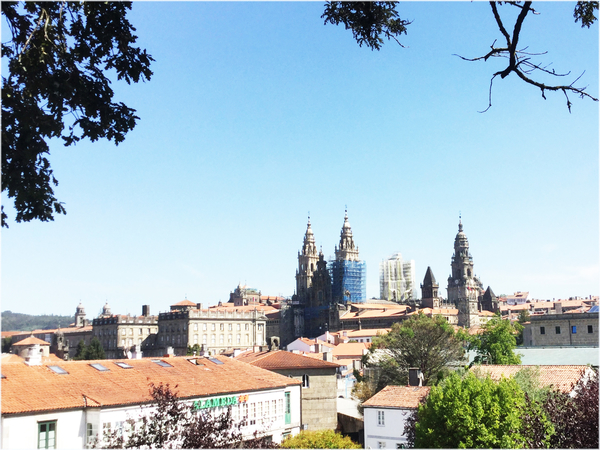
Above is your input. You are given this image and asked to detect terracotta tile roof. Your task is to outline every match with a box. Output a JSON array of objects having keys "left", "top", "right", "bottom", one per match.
[
  {"left": 172, "top": 299, "right": 197, "bottom": 307},
  {"left": 1, "top": 356, "right": 300, "bottom": 415},
  {"left": 12, "top": 336, "right": 51, "bottom": 346},
  {"left": 331, "top": 342, "right": 369, "bottom": 358},
  {"left": 1, "top": 331, "right": 22, "bottom": 338},
  {"left": 336, "top": 328, "right": 390, "bottom": 338},
  {"left": 209, "top": 305, "right": 278, "bottom": 313},
  {"left": 470, "top": 365, "right": 591, "bottom": 393},
  {"left": 234, "top": 350, "right": 340, "bottom": 370},
  {"left": 362, "top": 385, "right": 431, "bottom": 409}
]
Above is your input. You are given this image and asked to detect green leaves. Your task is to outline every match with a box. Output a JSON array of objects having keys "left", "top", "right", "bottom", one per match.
[
  {"left": 470, "top": 315, "right": 522, "bottom": 365},
  {"left": 1, "top": 1, "right": 153, "bottom": 227}
]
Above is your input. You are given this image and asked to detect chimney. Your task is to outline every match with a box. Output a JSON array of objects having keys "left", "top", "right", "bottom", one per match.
[
  {"left": 25, "top": 344, "right": 43, "bottom": 366},
  {"left": 408, "top": 368, "right": 423, "bottom": 387},
  {"left": 197, "top": 303, "right": 203, "bottom": 311},
  {"left": 555, "top": 302, "right": 563, "bottom": 315},
  {"left": 142, "top": 305, "right": 150, "bottom": 317}
]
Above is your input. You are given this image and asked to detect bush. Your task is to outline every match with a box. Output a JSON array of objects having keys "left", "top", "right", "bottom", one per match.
[{"left": 281, "top": 430, "right": 361, "bottom": 449}]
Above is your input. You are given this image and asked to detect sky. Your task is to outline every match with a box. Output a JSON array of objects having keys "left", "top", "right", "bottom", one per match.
[{"left": 1, "top": 1, "right": 598, "bottom": 318}]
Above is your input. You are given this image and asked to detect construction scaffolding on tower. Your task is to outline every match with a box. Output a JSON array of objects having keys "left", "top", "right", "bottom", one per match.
[{"left": 330, "top": 259, "right": 367, "bottom": 304}]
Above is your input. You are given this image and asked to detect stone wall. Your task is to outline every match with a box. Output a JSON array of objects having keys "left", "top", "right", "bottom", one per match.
[{"left": 523, "top": 312, "right": 598, "bottom": 347}]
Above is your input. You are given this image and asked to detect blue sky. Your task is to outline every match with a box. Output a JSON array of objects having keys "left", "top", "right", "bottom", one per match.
[{"left": 2, "top": 1, "right": 598, "bottom": 318}]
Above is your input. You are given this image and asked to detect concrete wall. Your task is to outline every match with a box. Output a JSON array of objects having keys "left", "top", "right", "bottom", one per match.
[
  {"left": 523, "top": 313, "right": 599, "bottom": 347},
  {"left": 273, "top": 367, "right": 338, "bottom": 431}
]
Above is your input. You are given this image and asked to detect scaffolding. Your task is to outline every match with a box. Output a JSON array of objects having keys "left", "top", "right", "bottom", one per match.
[
  {"left": 379, "top": 253, "right": 416, "bottom": 302},
  {"left": 330, "top": 260, "right": 366, "bottom": 303}
]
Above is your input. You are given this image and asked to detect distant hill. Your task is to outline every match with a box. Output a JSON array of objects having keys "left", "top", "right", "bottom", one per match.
[{"left": 1, "top": 311, "right": 75, "bottom": 332}]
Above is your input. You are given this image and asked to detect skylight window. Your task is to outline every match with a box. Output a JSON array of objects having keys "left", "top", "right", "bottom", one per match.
[
  {"left": 208, "top": 357, "right": 223, "bottom": 365},
  {"left": 90, "top": 363, "right": 110, "bottom": 372},
  {"left": 151, "top": 359, "right": 173, "bottom": 368},
  {"left": 115, "top": 362, "right": 133, "bottom": 369},
  {"left": 1, "top": 373, "right": 5, "bottom": 379},
  {"left": 188, "top": 359, "right": 204, "bottom": 366},
  {"left": 48, "top": 365, "right": 68, "bottom": 375}
]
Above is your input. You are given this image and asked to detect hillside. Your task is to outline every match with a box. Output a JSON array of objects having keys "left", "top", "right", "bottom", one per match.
[{"left": 1, "top": 311, "right": 75, "bottom": 332}]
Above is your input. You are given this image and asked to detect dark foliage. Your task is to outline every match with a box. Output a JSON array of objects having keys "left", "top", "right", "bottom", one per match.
[
  {"left": 1, "top": 1, "right": 153, "bottom": 227},
  {"left": 73, "top": 337, "right": 106, "bottom": 360},
  {"left": 98, "top": 383, "right": 279, "bottom": 449},
  {"left": 541, "top": 372, "right": 599, "bottom": 449},
  {"left": 1, "top": 310, "right": 74, "bottom": 331},
  {"left": 2, "top": 336, "right": 13, "bottom": 353},
  {"left": 322, "top": 1, "right": 410, "bottom": 50},
  {"left": 368, "top": 312, "right": 465, "bottom": 388}
]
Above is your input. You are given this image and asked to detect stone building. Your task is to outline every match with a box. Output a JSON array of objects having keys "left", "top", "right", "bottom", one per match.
[
  {"left": 420, "top": 266, "right": 441, "bottom": 309},
  {"left": 290, "top": 218, "right": 341, "bottom": 341},
  {"left": 522, "top": 311, "right": 599, "bottom": 347},
  {"left": 154, "top": 302, "right": 269, "bottom": 356},
  {"left": 446, "top": 219, "right": 497, "bottom": 327},
  {"left": 91, "top": 304, "right": 158, "bottom": 359},
  {"left": 235, "top": 349, "right": 340, "bottom": 431}
]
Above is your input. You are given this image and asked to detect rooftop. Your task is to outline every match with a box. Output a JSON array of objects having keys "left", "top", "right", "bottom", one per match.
[
  {"left": 362, "top": 385, "right": 431, "bottom": 409},
  {"left": 1, "top": 355, "right": 300, "bottom": 415},
  {"left": 234, "top": 350, "right": 340, "bottom": 370},
  {"left": 470, "top": 364, "right": 592, "bottom": 393}
]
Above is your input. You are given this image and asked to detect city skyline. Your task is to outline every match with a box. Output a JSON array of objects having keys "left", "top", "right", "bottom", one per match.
[{"left": 2, "top": 2, "right": 598, "bottom": 317}]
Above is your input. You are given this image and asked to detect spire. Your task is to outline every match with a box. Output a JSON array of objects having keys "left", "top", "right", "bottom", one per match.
[
  {"left": 302, "top": 215, "right": 317, "bottom": 256},
  {"left": 458, "top": 212, "right": 463, "bottom": 232},
  {"left": 335, "top": 208, "right": 359, "bottom": 261},
  {"left": 423, "top": 266, "right": 438, "bottom": 287}
]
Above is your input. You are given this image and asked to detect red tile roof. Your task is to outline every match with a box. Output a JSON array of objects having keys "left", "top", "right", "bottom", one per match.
[
  {"left": 362, "top": 385, "right": 431, "bottom": 409},
  {"left": 12, "top": 336, "right": 50, "bottom": 346},
  {"left": 171, "top": 300, "right": 197, "bottom": 307},
  {"left": 234, "top": 350, "right": 340, "bottom": 370},
  {"left": 470, "top": 365, "right": 592, "bottom": 393},
  {"left": 1, "top": 356, "right": 300, "bottom": 415}
]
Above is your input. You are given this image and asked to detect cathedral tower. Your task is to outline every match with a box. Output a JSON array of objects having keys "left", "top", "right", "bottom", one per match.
[
  {"left": 295, "top": 217, "right": 319, "bottom": 299},
  {"left": 447, "top": 219, "right": 483, "bottom": 327},
  {"left": 331, "top": 210, "right": 366, "bottom": 303},
  {"left": 421, "top": 266, "right": 440, "bottom": 309}
]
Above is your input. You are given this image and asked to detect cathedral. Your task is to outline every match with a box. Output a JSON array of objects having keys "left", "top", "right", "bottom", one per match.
[
  {"left": 420, "top": 218, "right": 498, "bottom": 328},
  {"left": 290, "top": 212, "right": 366, "bottom": 339}
]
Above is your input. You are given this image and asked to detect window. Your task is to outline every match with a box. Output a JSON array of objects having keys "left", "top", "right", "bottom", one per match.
[
  {"left": 272, "top": 399, "right": 277, "bottom": 419},
  {"left": 302, "top": 374, "right": 310, "bottom": 388},
  {"left": 237, "top": 324, "right": 241, "bottom": 331},
  {"left": 219, "top": 334, "right": 224, "bottom": 344},
  {"left": 211, "top": 324, "right": 216, "bottom": 331},
  {"left": 38, "top": 421, "right": 56, "bottom": 449},
  {"left": 265, "top": 400, "right": 270, "bottom": 419},
  {"left": 228, "top": 323, "right": 232, "bottom": 331},
  {"left": 211, "top": 335, "right": 216, "bottom": 344},
  {"left": 228, "top": 334, "right": 232, "bottom": 343},
  {"left": 378, "top": 442, "right": 386, "bottom": 449},
  {"left": 102, "top": 422, "right": 111, "bottom": 438},
  {"left": 250, "top": 402, "right": 256, "bottom": 425},
  {"left": 237, "top": 334, "right": 241, "bottom": 344},
  {"left": 245, "top": 334, "right": 249, "bottom": 344},
  {"left": 86, "top": 423, "right": 97, "bottom": 447},
  {"left": 202, "top": 334, "right": 207, "bottom": 344},
  {"left": 193, "top": 334, "right": 198, "bottom": 344},
  {"left": 540, "top": 326, "right": 545, "bottom": 335},
  {"left": 193, "top": 323, "right": 198, "bottom": 331},
  {"left": 121, "top": 329, "right": 126, "bottom": 336},
  {"left": 378, "top": 410, "right": 385, "bottom": 426},
  {"left": 114, "top": 362, "right": 133, "bottom": 369},
  {"left": 129, "top": 329, "right": 133, "bottom": 335},
  {"left": 588, "top": 325, "right": 594, "bottom": 333},
  {"left": 285, "top": 392, "right": 291, "bottom": 424},
  {"left": 220, "top": 323, "right": 224, "bottom": 331},
  {"left": 556, "top": 326, "right": 561, "bottom": 334},
  {"left": 245, "top": 324, "right": 249, "bottom": 331},
  {"left": 572, "top": 326, "right": 577, "bottom": 334},
  {"left": 48, "top": 365, "right": 68, "bottom": 375},
  {"left": 139, "top": 328, "right": 143, "bottom": 335},
  {"left": 202, "top": 323, "right": 207, "bottom": 331},
  {"left": 89, "top": 363, "right": 109, "bottom": 372}
]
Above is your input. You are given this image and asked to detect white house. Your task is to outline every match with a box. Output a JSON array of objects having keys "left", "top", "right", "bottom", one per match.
[
  {"left": 1, "top": 355, "right": 301, "bottom": 449},
  {"left": 362, "top": 385, "right": 430, "bottom": 449}
]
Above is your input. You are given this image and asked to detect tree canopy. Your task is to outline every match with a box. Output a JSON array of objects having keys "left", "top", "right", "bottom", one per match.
[
  {"left": 367, "top": 312, "right": 465, "bottom": 388},
  {"left": 280, "top": 430, "right": 361, "bottom": 449},
  {"left": 469, "top": 315, "right": 522, "bottom": 365},
  {"left": 410, "top": 371, "right": 551, "bottom": 449},
  {"left": 73, "top": 337, "right": 106, "bottom": 360},
  {"left": 323, "top": 1, "right": 598, "bottom": 112},
  {"left": 1, "top": 1, "right": 153, "bottom": 227}
]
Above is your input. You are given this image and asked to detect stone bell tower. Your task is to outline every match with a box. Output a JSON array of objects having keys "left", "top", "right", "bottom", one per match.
[{"left": 447, "top": 218, "right": 483, "bottom": 327}]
